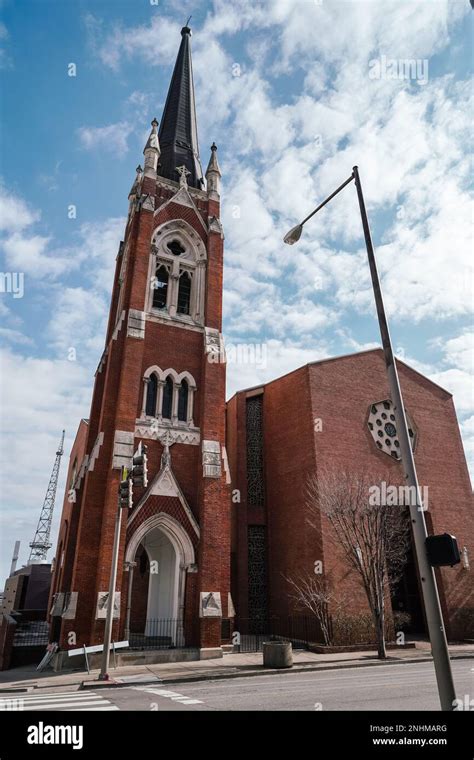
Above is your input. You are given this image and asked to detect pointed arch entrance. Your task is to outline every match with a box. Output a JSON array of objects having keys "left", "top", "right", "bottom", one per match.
[{"left": 125, "top": 512, "right": 195, "bottom": 647}]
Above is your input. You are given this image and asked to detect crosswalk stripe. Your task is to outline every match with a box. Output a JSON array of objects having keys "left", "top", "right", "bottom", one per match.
[
  {"left": 60, "top": 705, "right": 119, "bottom": 711},
  {"left": 6, "top": 691, "right": 102, "bottom": 702},
  {"left": 2, "top": 693, "right": 102, "bottom": 703},
  {"left": 10, "top": 700, "right": 113, "bottom": 711},
  {"left": 0, "top": 697, "right": 102, "bottom": 707},
  {"left": 0, "top": 690, "right": 119, "bottom": 712}
]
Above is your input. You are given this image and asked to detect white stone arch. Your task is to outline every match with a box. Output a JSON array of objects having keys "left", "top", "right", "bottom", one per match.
[
  {"left": 177, "top": 370, "right": 196, "bottom": 389},
  {"left": 151, "top": 219, "right": 207, "bottom": 263},
  {"left": 144, "top": 364, "right": 163, "bottom": 380},
  {"left": 126, "top": 513, "right": 195, "bottom": 640},
  {"left": 126, "top": 512, "right": 195, "bottom": 567},
  {"left": 161, "top": 367, "right": 180, "bottom": 383},
  {"left": 147, "top": 219, "right": 207, "bottom": 323}
]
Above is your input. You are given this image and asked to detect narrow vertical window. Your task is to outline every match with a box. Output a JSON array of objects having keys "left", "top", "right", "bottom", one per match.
[
  {"left": 177, "top": 271, "right": 191, "bottom": 315},
  {"left": 153, "top": 265, "right": 169, "bottom": 309},
  {"left": 145, "top": 374, "right": 158, "bottom": 416},
  {"left": 162, "top": 376, "right": 173, "bottom": 419},
  {"left": 177, "top": 380, "right": 188, "bottom": 422}
]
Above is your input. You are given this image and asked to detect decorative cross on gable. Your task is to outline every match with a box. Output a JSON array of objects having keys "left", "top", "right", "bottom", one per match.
[
  {"left": 176, "top": 164, "right": 191, "bottom": 187},
  {"left": 159, "top": 429, "right": 174, "bottom": 468}
]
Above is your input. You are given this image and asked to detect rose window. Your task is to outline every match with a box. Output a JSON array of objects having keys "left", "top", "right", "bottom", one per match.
[{"left": 367, "top": 400, "right": 416, "bottom": 460}]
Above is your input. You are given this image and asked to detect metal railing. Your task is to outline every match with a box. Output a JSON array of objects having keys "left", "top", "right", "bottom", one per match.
[
  {"left": 12, "top": 619, "right": 49, "bottom": 647},
  {"left": 236, "top": 616, "right": 323, "bottom": 652}
]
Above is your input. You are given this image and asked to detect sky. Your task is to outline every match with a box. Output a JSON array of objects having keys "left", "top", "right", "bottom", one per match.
[{"left": 0, "top": 0, "right": 472, "bottom": 581}]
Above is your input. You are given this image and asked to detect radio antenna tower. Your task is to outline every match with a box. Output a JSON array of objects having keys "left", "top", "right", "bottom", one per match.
[{"left": 28, "top": 430, "right": 65, "bottom": 563}]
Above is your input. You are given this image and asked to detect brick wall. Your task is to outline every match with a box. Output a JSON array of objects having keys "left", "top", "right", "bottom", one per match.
[{"left": 228, "top": 349, "right": 474, "bottom": 640}]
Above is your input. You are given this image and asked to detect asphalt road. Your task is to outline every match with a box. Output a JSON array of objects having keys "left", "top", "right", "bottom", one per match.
[{"left": 2, "top": 659, "right": 473, "bottom": 712}]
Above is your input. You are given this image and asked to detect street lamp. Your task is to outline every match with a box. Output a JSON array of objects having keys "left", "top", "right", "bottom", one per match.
[{"left": 284, "top": 165, "right": 457, "bottom": 712}]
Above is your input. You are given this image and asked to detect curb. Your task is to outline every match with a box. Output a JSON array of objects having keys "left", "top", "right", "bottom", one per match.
[
  {"left": 0, "top": 652, "right": 471, "bottom": 693},
  {"left": 0, "top": 686, "right": 34, "bottom": 694},
  {"left": 153, "top": 654, "right": 472, "bottom": 687},
  {"left": 82, "top": 677, "right": 163, "bottom": 690}
]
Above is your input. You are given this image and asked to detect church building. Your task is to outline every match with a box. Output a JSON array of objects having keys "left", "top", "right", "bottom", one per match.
[{"left": 48, "top": 26, "right": 473, "bottom": 661}]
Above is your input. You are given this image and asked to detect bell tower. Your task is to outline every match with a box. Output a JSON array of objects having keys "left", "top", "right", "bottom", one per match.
[{"left": 51, "top": 25, "right": 232, "bottom": 657}]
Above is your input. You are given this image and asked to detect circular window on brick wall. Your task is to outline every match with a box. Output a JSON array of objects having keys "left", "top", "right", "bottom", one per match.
[{"left": 367, "top": 400, "right": 416, "bottom": 460}]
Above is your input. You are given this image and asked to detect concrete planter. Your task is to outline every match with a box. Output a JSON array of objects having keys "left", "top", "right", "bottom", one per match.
[{"left": 263, "top": 640, "right": 293, "bottom": 668}]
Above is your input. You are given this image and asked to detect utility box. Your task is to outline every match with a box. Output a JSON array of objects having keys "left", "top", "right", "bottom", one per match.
[{"left": 426, "top": 533, "right": 461, "bottom": 567}]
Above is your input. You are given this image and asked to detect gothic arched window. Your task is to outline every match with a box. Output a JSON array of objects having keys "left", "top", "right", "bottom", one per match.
[
  {"left": 177, "top": 379, "right": 188, "bottom": 422},
  {"left": 145, "top": 373, "right": 158, "bottom": 416},
  {"left": 153, "top": 265, "right": 169, "bottom": 309},
  {"left": 177, "top": 271, "right": 191, "bottom": 315},
  {"left": 162, "top": 376, "right": 173, "bottom": 419}
]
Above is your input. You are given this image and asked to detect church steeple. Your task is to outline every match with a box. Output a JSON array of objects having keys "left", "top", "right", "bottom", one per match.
[{"left": 158, "top": 25, "right": 204, "bottom": 189}]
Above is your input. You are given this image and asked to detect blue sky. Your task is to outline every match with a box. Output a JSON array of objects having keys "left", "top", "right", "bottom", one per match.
[{"left": 0, "top": 0, "right": 472, "bottom": 580}]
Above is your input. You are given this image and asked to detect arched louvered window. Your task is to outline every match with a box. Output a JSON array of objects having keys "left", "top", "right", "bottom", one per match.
[
  {"left": 162, "top": 376, "right": 173, "bottom": 419},
  {"left": 177, "top": 271, "right": 191, "bottom": 315},
  {"left": 177, "top": 380, "right": 188, "bottom": 422},
  {"left": 145, "top": 373, "right": 158, "bottom": 416},
  {"left": 153, "top": 265, "right": 169, "bottom": 309}
]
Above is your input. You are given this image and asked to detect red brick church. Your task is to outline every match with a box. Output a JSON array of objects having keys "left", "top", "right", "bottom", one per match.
[{"left": 49, "top": 26, "right": 473, "bottom": 660}]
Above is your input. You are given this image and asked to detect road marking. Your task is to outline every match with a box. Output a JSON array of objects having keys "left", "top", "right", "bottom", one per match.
[
  {"left": 132, "top": 686, "right": 203, "bottom": 706},
  {"left": 5, "top": 692, "right": 103, "bottom": 701},
  {"left": 0, "top": 690, "right": 119, "bottom": 711},
  {"left": 172, "top": 663, "right": 472, "bottom": 695}
]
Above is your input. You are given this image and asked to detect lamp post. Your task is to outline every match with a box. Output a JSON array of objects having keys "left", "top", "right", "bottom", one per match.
[
  {"left": 284, "top": 165, "right": 456, "bottom": 711},
  {"left": 99, "top": 467, "right": 130, "bottom": 681},
  {"left": 98, "top": 487, "right": 124, "bottom": 681}
]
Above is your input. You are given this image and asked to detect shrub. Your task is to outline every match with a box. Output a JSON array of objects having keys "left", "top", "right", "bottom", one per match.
[
  {"left": 450, "top": 608, "right": 474, "bottom": 641},
  {"left": 331, "top": 612, "right": 397, "bottom": 646},
  {"left": 393, "top": 611, "right": 412, "bottom": 633}
]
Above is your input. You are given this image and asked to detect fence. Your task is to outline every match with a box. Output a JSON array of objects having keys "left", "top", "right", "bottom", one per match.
[
  {"left": 128, "top": 618, "right": 185, "bottom": 650},
  {"left": 236, "top": 616, "right": 322, "bottom": 653},
  {"left": 12, "top": 620, "right": 49, "bottom": 648},
  {"left": 128, "top": 616, "right": 323, "bottom": 652}
]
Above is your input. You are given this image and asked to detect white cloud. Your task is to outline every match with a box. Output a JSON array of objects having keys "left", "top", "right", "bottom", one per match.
[
  {"left": 0, "top": 184, "right": 40, "bottom": 233},
  {"left": 0, "top": 348, "right": 92, "bottom": 576},
  {"left": 0, "top": 182, "right": 124, "bottom": 285},
  {"left": 429, "top": 330, "right": 474, "bottom": 416},
  {"left": 1, "top": 231, "right": 71, "bottom": 276},
  {"left": 77, "top": 121, "right": 134, "bottom": 153},
  {"left": 430, "top": 367, "right": 473, "bottom": 414},
  {"left": 442, "top": 332, "right": 474, "bottom": 374},
  {"left": 0, "top": 20, "right": 12, "bottom": 70},
  {"left": 460, "top": 414, "right": 474, "bottom": 477},
  {"left": 85, "top": 13, "right": 181, "bottom": 71},
  {"left": 225, "top": 337, "right": 330, "bottom": 398},
  {"left": 48, "top": 287, "right": 108, "bottom": 359},
  {"left": 0, "top": 327, "right": 34, "bottom": 346},
  {"left": 79, "top": 216, "right": 125, "bottom": 290}
]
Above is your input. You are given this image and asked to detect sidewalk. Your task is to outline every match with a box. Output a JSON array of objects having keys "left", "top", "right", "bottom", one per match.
[{"left": 1, "top": 643, "right": 473, "bottom": 693}]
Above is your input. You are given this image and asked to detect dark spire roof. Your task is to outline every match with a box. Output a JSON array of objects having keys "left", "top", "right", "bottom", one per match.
[{"left": 158, "top": 26, "right": 204, "bottom": 189}]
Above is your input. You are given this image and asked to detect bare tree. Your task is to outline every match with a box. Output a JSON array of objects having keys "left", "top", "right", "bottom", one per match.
[
  {"left": 307, "top": 469, "right": 410, "bottom": 659},
  {"left": 284, "top": 574, "right": 340, "bottom": 646}
]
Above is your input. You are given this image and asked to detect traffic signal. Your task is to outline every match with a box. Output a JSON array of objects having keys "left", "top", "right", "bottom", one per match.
[
  {"left": 119, "top": 477, "right": 133, "bottom": 509},
  {"left": 426, "top": 533, "right": 461, "bottom": 567},
  {"left": 132, "top": 444, "right": 148, "bottom": 488}
]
